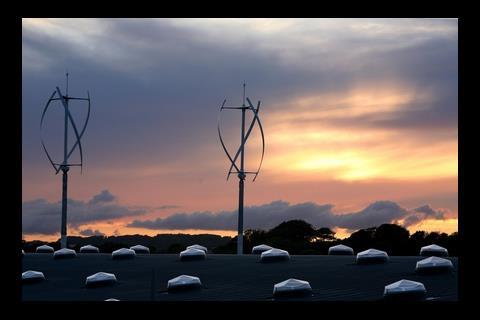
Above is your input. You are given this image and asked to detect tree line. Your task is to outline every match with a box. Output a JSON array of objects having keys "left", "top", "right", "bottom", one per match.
[
  {"left": 212, "top": 219, "right": 458, "bottom": 256},
  {"left": 22, "top": 219, "right": 458, "bottom": 256}
]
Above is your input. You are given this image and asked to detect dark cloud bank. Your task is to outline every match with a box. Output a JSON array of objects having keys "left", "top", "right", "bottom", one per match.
[
  {"left": 23, "top": 189, "right": 448, "bottom": 235},
  {"left": 128, "top": 200, "right": 447, "bottom": 232},
  {"left": 22, "top": 189, "right": 147, "bottom": 235}
]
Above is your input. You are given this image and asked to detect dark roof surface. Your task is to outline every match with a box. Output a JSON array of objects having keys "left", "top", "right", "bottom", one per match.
[{"left": 22, "top": 254, "right": 457, "bottom": 301}]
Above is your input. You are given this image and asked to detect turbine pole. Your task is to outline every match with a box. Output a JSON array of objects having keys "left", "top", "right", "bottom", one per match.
[
  {"left": 61, "top": 72, "right": 69, "bottom": 248},
  {"left": 217, "top": 82, "right": 265, "bottom": 256},
  {"left": 238, "top": 82, "right": 246, "bottom": 255},
  {"left": 60, "top": 166, "right": 69, "bottom": 248},
  {"left": 41, "top": 73, "right": 91, "bottom": 250}
]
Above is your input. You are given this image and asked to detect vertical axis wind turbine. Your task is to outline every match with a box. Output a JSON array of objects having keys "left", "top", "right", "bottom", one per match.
[
  {"left": 40, "top": 73, "right": 91, "bottom": 248},
  {"left": 218, "top": 83, "right": 265, "bottom": 255}
]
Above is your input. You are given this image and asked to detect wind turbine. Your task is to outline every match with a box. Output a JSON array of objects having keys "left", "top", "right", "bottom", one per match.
[
  {"left": 217, "top": 83, "right": 265, "bottom": 254},
  {"left": 40, "top": 73, "right": 91, "bottom": 248}
]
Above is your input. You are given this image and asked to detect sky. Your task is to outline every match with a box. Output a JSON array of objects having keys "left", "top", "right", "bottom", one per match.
[{"left": 22, "top": 18, "right": 458, "bottom": 241}]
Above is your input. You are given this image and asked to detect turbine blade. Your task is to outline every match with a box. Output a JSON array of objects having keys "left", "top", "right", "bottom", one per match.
[
  {"left": 218, "top": 99, "right": 241, "bottom": 177},
  {"left": 65, "top": 91, "right": 90, "bottom": 162},
  {"left": 40, "top": 91, "right": 59, "bottom": 173},
  {"left": 227, "top": 97, "right": 261, "bottom": 174},
  {"left": 56, "top": 87, "right": 84, "bottom": 168},
  {"left": 253, "top": 100, "right": 265, "bottom": 182}
]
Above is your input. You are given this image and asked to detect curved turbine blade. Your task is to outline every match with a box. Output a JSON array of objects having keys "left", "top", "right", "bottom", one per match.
[
  {"left": 56, "top": 87, "right": 84, "bottom": 171},
  {"left": 65, "top": 104, "right": 84, "bottom": 168},
  {"left": 252, "top": 100, "right": 265, "bottom": 182},
  {"left": 41, "top": 140, "right": 60, "bottom": 174},
  {"left": 65, "top": 91, "right": 91, "bottom": 174},
  {"left": 227, "top": 97, "right": 261, "bottom": 175},
  {"left": 245, "top": 98, "right": 265, "bottom": 181},
  {"left": 40, "top": 91, "right": 60, "bottom": 173},
  {"left": 217, "top": 99, "right": 240, "bottom": 179}
]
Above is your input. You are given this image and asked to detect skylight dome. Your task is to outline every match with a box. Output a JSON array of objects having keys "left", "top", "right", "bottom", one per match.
[
  {"left": 86, "top": 272, "right": 117, "bottom": 288},
  {"left": 415, "top": 256, "right": 453, "bottom": 274},
  {"left": 130, "top": 245, "right": 150, "bottom": 254},
  {"left": 186, "top": 244, "right": 207, "bottom": 252},
  {"left": 80, "top": 245, "right": 99, "bottom": 253},
  {"left": 180, "top": 248, "right": 206, "bottom": 261},
  {"left": 22, "top": 270, "right": 46, "bottom": 283},
  {"left": 112, "top": 248, "right": 136, "bottom": 260},
  {"left": 53, "top": 248, "right": 77, "bottom": 259},
  {"left": 167, "top": 275, "right": 202, "bottom": 291},
  {"left": 252, "top": 244, "right": 273, "bottom": 254},
  {"left": 36, "top": 245, "right": 54, "bottom": 253},
  {"left": 260, "top": 248, "right": 290, "bottom": 262},
  {"left": 420, "top": 244, "right": 448, "bottom": 257},
  {"left": 384, "top": 279, "right": 427, "bottom": 301},
  {"left": 273, "top": 278, "right": 312, "bottom": 297},
  {"left": 356, "top": 248, "right": 389, "bottom": 264},
  {"left": 328, "top": 244, "right": 354, "bottom": 255}
]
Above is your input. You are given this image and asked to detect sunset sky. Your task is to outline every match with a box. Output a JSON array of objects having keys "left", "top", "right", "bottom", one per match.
[{"left": 22, "top": 18, "right": 458, "bottom": 241}]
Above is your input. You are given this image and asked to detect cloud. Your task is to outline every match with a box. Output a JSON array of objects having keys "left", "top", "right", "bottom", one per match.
[
  {"left": 78, "top": 228, "right": 105, "bottom": 237},
  {"left": 335, "top": 201, "right": 408, "bottom": 229},
  {"left": 155, "top": 205, "right": 181, "bottom": 210},
  {"left": 89, "top": 189, "right": 116, "bottom": 204},
  {"left": 402, "top": 204, "right": 446, "bottom": 227},
  {"left": 22, "top": 18, "right": 458, "bottom": 169},
  {"left": 128, "top": 200, "right": 446, "bottom": 232},
  {"left": 22, "top": 190, "right": 147, "bottom": 235}
]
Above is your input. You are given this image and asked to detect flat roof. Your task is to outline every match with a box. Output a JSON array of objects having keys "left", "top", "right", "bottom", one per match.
[{"left": 22, "top": 254, "right": 457, "bottom": 301}]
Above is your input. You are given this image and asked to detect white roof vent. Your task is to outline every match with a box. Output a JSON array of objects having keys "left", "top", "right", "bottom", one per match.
[
  {"left": 420, "top": 244, "right": 448, "bottom": 257},
  {"left": 180, "top": 248, "right": 206, "bottom": 261},
  {"left": 167, "top": 275, "right": 202, "bottom": 291},
  {"left": 356, "top": 248, "right": 389, "bottom": 264},
  {"left": 384, "top": 279, "right": 427, "bottom": 301},
  {"left": 53, "top": 248, "right": 77, "bottom": 259},
  {"left": 112, "top": 248, "right": 136, "bottom": 260},
  {"left": 416, "top": 256, "right": 453, "bottom": 273},
  {"left": 260, "top": 248, "right": 290, "bottom": 262},
  {"left": 36, "top": 245, "right": 54, "bottom": 253},
  {"left": 186, "top": 244, "right": 207, "bottom": 252},
  {"left": 80, "top": 245, "right": 99, "bottom": 253},
  {"left": 85, "top": 272, "right": 117, "bottom": 288},
  {"left": 273, "top": 278, "right": 312, "bottom": 297},
  {"left": 328, "top": 244, "right": 354, "bottom": 255},
  {"left": 22, "top": 270, "right": 46, "bottom": 283},
  {"left": 252, "top": 244, "right": 273, "bottom": 254},
  {"left": 130, "top": 245, "right": 150, "bottom": 254}
]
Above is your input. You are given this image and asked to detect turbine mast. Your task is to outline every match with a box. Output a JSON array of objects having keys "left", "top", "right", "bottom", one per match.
[
  {"left": 218, "top": 83, "right": 265, "bottom": 255},
  {"left": 40, "top": 73, "right": 91, "bottom": 248}
]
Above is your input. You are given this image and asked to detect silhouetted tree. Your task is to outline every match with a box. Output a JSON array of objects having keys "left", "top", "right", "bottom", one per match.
[
  {"left": 345, "top": 227, "right": 376, "bottom": 252},
  {"left": 268, "top": 220, "right": 317, "bottom": 240},
  {"left": 167, "top": 243, "right": 184, "bottom": 253},
  {"left": 447, "top": 232, "right": 458, "bottom": 256},
  {"left": 243, "top": 229, "right": 268, "bottom": 253},
  {"left": 315, "top": 227, "right": 336, "bottom": 241},
  {"left": 98, "top": 241, "right": 129, "bottom": 253},
  {"left": 266, "top": 220, "right": 318, "bottom": 254},
  {"left": 212, "top": 236, "right": 238, "bottom": 254},
  {"left": 374, "top": 224, "right": 410, "bottom": 255},
  {"left": 22, "top": 221, "right": 458, "bottom": 256}
]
